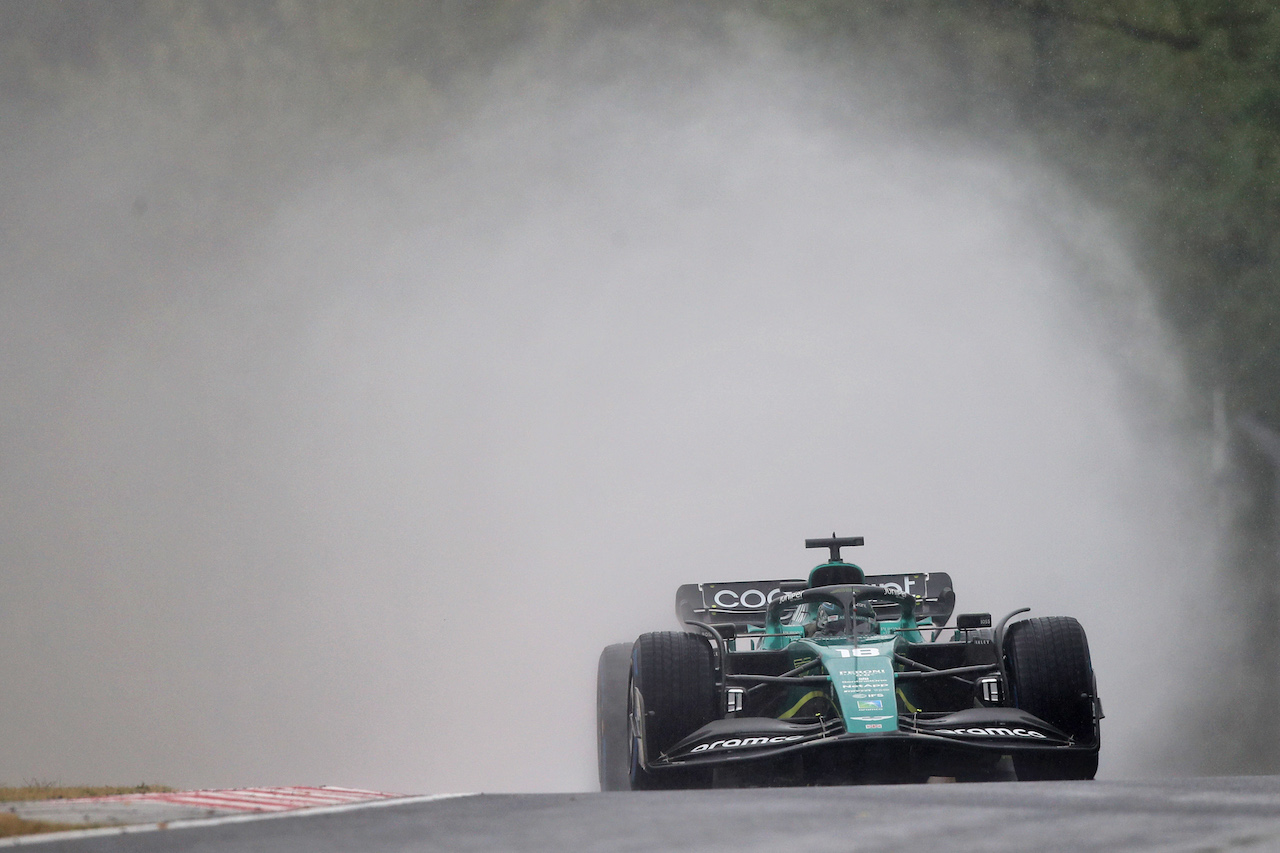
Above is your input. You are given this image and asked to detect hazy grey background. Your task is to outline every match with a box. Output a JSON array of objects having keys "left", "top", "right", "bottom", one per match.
[{"left": 0, "top": 8, "right": 1215, "bottom": 792}]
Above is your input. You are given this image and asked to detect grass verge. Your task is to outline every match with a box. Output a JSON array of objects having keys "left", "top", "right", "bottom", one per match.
[
  {"left": 0, "top": 784, "right": 173, "bottom": 802},
  {"left": 0, "top": 813, "right": 94, "bottom": 838},
  {"left": 0, "top": 785, "right": 173, "bottom": 838}
]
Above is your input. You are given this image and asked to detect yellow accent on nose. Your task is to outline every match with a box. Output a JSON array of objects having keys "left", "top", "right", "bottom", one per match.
[{"left": 779, "top": 690, "right": 828, "bottom": 719}]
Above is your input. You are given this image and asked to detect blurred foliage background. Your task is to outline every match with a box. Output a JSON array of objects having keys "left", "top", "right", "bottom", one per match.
[{"left": 1, "top": 0, "right": 1276, "bottom": 774}]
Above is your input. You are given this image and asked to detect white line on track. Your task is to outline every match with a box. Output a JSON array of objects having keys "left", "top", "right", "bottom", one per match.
[{"left": 0, "top": 792, "right": 477, "bottom": 847}]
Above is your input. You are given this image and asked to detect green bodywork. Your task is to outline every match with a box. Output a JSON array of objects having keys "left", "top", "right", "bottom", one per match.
[
  {"left": 743, "top": 561, "right": 934, "bottom": 734},
  {"left": 802, "top": 637, "right": 899, "bottom": 732}
]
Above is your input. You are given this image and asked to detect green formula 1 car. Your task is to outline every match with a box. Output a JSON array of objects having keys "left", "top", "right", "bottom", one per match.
[{"left": 597, "top": 535, "right": 1102, "bottom": 789}]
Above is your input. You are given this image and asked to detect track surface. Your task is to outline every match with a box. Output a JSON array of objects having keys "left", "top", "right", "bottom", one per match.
[{"left": 19, "top": 776, "right": 1280, "bottom": 852}]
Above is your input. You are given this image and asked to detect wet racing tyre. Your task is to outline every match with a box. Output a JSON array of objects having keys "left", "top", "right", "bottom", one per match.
[
  {"left": 629, "top": 631, "right": 718, "bottom": 790},
  {"left": 1004, "top": 616, "right": 1100, "bottom": 781},
  {"left": 597, "top": 643, "right": 633, "bottom": 791}
]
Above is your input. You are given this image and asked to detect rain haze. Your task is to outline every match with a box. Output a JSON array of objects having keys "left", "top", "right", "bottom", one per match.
[{"left": 0, "top": 5, "right": 1216, "bottom": 793}]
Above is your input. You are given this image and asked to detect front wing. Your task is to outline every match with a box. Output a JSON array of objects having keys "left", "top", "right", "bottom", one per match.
[{"left": 643, "top": 708, "right": 1096, "bottom": 772}]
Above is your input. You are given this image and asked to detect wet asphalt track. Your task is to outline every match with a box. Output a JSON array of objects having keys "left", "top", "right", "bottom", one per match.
[{"left": 20, "top": 776, "right": 1280, "bottom": 852}]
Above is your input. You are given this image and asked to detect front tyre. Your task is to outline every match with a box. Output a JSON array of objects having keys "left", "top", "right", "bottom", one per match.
[
  {"left": 1005, "top": 616, "right": 1100, "bottom": 781},
  {"left": 629, "top": 631, "right": 718, "bottom": 790},
  {"left": 597, "top": 643, "right": 634, "bottom": 791}
]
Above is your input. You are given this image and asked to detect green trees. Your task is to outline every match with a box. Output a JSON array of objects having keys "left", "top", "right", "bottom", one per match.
[{"left": 765, "top": 0, "right": 1280, "bottom": 424}]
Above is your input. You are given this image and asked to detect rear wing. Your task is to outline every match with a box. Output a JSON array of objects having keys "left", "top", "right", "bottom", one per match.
[{"left": 675, "top": 573, "right": 955, "bottom": 627}]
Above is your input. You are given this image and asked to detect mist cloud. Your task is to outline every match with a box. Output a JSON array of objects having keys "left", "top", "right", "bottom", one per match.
[{"left": 0, "top": 12, "right": 1214, "bottom": 792}]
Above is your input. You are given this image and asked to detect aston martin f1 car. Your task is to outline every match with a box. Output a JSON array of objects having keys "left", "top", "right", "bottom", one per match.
[{"left": 597, "top": 535, "right": 1102, "bottom": 789}]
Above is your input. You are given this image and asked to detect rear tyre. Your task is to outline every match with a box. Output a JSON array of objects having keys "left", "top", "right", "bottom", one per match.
[
  {"left": 629, "top": 631, "right": 718, "bottom": 790},
  {"left": 1004, "top": 616, "right": 1100, "bottom": 781},
  {"left": 597, "top": 643, "right": 633, "bottom": 791}
]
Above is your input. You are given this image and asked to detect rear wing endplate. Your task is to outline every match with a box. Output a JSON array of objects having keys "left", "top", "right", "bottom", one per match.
[{"left": 675, "top": 573, "right": 955, "bottom": 627}]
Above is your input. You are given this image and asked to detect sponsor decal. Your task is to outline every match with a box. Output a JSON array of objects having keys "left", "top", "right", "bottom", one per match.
[
  {"left": 688, "top": 735, "right": 804, "bottom": 753},
  {"left": 865, "top": 723, "right": 883, "bottom": 729},
  {"left": 933, "top": 727, "right": 1048, "bottom": 739},
  {"left": 866, "top": 573, "right": 941, "bottom": 600},
  {"left": 856, "top": 699, "right": 883, "bottom": 711},
  {"left": 711, "top": 588, "right": 783, "bottom": 609},
  {"left": 874, "top": 576, "right": 925, "bottom": 597},
  {"left": 851, "top": 715, "right": 894, "bottom": 721}
]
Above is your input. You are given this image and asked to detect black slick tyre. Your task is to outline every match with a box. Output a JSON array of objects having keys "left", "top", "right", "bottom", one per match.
[
  {"left": 597, "top": 643, "right": 633, "bottom": 791},
  {"left": 1004, "top": 616, "right": 1100, "bottom": 781},
  {"left": 629, "top": 631, "right": 718, "bottom": 790}
]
